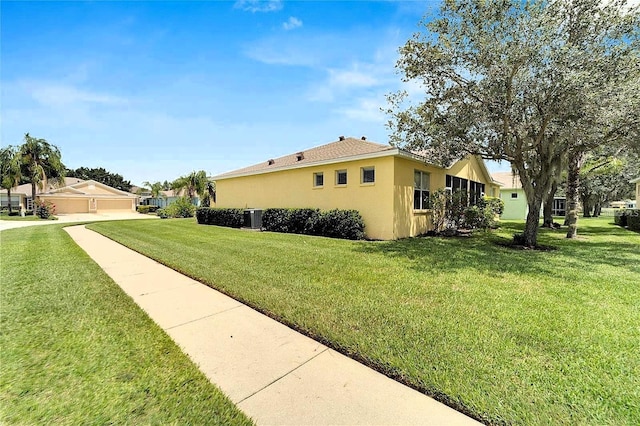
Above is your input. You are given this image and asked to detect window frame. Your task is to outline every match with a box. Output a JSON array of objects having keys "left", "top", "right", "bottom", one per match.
[
  {"left": 413, "top": 170, "right": 431, "bottom": 210},
  {"left": 335, "top": 169, "right": 348, "bottom": 186},
  {"left": 313, "top": 172, "right": 324, "bottom": 188},
  {"left": 361, "top": 167, "right": 375, "bottom": 184}
]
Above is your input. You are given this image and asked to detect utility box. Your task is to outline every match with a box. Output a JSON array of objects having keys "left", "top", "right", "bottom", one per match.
[{"left": 243, "top": 209, "right": 263, "bottom": 229}]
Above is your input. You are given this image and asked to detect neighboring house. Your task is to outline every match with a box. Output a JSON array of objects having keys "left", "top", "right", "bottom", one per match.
[
  {"left": 139, "top": 189, "right": 200, "bottom": 208},
  {"left": 37, "top": 179, "right": 138, "bottom": 213},
  {"left": 491, "top": 172, "right": 566, "bottom": 220},
  {"left": 631, "top": 177, "right": 640, "bottom": 207},
  {"left": 212, "top": 136, "right": 499, "bottom": 240},
  {"left": 609, "top": 200, "right": 637, "bottom": 209},
  {"left": 1, "top": 177, "right": 84, "bottom": 212}
]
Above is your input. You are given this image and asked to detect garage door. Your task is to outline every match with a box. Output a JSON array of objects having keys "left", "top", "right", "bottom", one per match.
[
  {"left": 51, "top": 198, "right": 89, "bottom": 214},
  {"left": 97, "top": 199, "right": 133, "bottom": 212}
]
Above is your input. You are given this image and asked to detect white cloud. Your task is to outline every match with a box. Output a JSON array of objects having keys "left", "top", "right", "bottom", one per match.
[
  {"left": 335, "top": 95, "right": 387, "bottom": 123},
  {"left": 282, "top": 16, "right": 303, "bottom": 30},
  {"left": 234, "top": 0, "right": 282, "bottom": 13},
  {"left": 21, "top": 81, "right": 128, "bottom": 108}
]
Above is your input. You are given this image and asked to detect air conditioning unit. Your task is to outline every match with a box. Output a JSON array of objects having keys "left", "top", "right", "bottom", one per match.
[{"left": 243, "top": 209, "right": 263, "bottom": 229}]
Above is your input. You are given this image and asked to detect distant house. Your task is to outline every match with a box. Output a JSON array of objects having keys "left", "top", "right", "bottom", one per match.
[
  {"left": 138, "top": 189, "right": 200, "bottom": 208},
  {"left": 212, "top": 137, "right": 499, "bottom": 240},
  {"left": 1, "top": 177, "right": 84, "bottom": 212},
  {"left": 491, "top": 172, "right": 566, "bottom": 220},
  {"left": 1, "top": 178, "right": 137, "bottom": 214},
  {"left": 631, "top": 177, "right": 640, "bottom": 207}
]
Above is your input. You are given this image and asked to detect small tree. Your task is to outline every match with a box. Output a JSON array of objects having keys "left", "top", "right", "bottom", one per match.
[
  {"left": 0, "top": 146, "right": 22, "bottom": 214},
  {"left": 19, "top": 133, "right": 66, "bottom": 215}
]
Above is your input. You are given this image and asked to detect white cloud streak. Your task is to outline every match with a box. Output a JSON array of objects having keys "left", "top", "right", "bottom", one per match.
[
  {"left": 283, "top": 16, "right": 303, "bottom": 30},
  {"left": 234, "top": 0, "right": 283, "bottom": 13}
]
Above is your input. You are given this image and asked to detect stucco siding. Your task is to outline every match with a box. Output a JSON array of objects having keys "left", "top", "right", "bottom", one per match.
[
  {"left": 500, "top": 189, "right": 528, "bottom": 220},
  {"left": 216, "top": 156, "right": 396, "bottom": 240}
]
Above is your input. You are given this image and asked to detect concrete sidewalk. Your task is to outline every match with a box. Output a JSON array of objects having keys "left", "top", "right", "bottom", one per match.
[{"left": 66, "top": 225, "right": 480, "bottom": 425}]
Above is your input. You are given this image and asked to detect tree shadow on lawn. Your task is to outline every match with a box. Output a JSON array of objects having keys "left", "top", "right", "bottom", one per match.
[{"left": 354, "top": 227, "right": 639, "bottom": 280}]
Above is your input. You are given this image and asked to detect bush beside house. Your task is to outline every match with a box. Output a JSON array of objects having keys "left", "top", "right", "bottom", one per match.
[
  {"left": 196, "top": 208, "right": 245, "bottom": 227},
  {"left": 615, "top": 209, "right": 639, "bottom": 231}
]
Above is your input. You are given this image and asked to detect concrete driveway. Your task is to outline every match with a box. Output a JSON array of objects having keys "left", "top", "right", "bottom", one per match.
[{"left": 0, "top": 212, "right": 158, "bottom": 231}]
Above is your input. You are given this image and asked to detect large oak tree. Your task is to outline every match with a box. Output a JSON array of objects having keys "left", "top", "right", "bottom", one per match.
[{"left": 386, "top": 0, "right": 639, "bottom": 246}]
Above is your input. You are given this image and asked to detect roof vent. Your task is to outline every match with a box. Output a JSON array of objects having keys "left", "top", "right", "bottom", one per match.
[
  {"left": 339, "top": 136, "right": 345, "bottom": 141},
  {"left": 361, "top": 136, "right": 367, "bottom": 140},
  {"left": 295, "top": 152, "right": 304, "bottom": 161},
  {"left": 268, "top": 159, "right": 275, "bottom": 165}
]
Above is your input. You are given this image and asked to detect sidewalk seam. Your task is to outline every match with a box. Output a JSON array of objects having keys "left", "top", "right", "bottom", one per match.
[
  {"left": 236, "top": 346, "right": 329, "bottom": 405},
  {"left": 165, "top": 304, "right": 243, "bottom": 330}
]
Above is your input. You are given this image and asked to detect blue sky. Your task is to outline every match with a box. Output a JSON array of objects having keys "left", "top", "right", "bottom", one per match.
[{"left": 1, "top": 0, "right": 508, "bottom": 186}]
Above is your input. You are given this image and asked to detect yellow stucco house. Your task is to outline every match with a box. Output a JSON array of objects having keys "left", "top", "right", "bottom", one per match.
[
  {"left": 212, "top": 137, "right": 499, "bottom": 240},
  {"left": 38, "top": 179, "right": 138, "bottom": 214}
]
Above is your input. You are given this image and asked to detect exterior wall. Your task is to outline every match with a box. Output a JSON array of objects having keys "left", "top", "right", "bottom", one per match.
[
  {"left": 393, "top": 157, "right": 440, "bottom": 239},
  {"left": 50, "top": 197, "right": 90, "bottom": 214},
  {"left": 636, "top": 182, "right": 640, "bottom": 206},
  {"left": 499, "top": 189, "right": 528, "bottom": 220},
  {"left": 216, "top": 156, "right": 396, "bottom": 240}
]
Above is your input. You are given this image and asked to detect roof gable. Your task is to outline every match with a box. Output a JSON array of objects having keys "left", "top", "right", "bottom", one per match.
[{"left": 46, "top": 180, "right": 136, "bottom": 197}]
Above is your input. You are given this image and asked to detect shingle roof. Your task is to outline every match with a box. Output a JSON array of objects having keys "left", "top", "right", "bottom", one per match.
[
  {"left": 0, "top": 177, "right": 84, "bottom": 195},
  {"left": 215, "top": 137, "right": 394, "bottom": 179},
  {"left": 491, "top": 172, "right": 522, "bottom": 189}
]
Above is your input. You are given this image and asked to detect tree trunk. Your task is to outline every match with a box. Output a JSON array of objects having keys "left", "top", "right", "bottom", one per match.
[
  {"left": 524, "top": 197, "right": 542, "bottom": 247},
  {"left": 594, "top": 203, "right": 601, "bottom": 217},
  {"left": 542, "top": 181, "right": 557, "bottom": 227},
  {"left": 7, "top": 188, "right": 13, "bottom": 214},
  {"left": 582, "top": 198, "right": 591, "bottom": 218},
  {"left": 31, "top": 182, "right": 37, "bottom": 216},
  {"left": 566, "top": 151, "right": 584, "bottom": 239}
]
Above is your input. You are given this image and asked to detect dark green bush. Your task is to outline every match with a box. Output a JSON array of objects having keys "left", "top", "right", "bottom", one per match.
[
  {"left": 626, "top": 209, "right": 639, "bottom": 231},
  {"left": 614, "top": 210, "right": 628, "bottom": 227},
  {"left": 166, "top": 197, "right": 196, "bottom": 218},
  {"left": 196, "top": 207, "right": 244, "bottom": 227},
  {"left": 263, "top": 207, "right": 365, "bottom": 240},
  {"left": 157, "top": 208, "right": 169, "bottom": 219},
  {"left": 137, "top": 205, "right": 159, "bottom": 214}
]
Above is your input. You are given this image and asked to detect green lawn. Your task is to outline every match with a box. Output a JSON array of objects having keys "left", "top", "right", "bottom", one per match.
[
  {"left": 88, "top": 217, "right": 640, "bottom": 425},
  {"left": 0, "top": 211, "right": 43, "bottom": 221},
  {"left": 0, "top": 225, "right": 252, "bottom": 425}
]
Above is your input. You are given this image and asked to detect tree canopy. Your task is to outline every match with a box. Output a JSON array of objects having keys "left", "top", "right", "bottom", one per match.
[
  {"left": 386, "top": 0, "right": 639, "bottom": 246},
  {"left": 1, "top": 146, "right": 23, "bottom": 213},
  {"left": 67, "top": 167, "right": 132, "bottom": 192},
  {"left": 20, "top": 133, "right": 66, "bottom": 214}
]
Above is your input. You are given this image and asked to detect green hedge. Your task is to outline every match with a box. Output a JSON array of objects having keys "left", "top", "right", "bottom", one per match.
[
  {"left": 262, "top": 208, "right": 365, "bottom": 240},
  {"left": 613, "top": 209, "right": 639, "bottom": 231},
  {"left": 137, "top": 205, "right": 160, "bottom": 214},
  {"left": 196, "top": 208, "right": 244, "bottom": 228},
  {"left": 626, "top": 210, "right": 639, "bottom": 232}
]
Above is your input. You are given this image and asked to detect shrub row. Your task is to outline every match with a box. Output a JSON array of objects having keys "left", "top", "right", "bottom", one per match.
[
  {"left": 615, "top": 209, "right": 639, "bottom": 231},
  {"left": 262, "top": 208, "right": 365, "bottom": 240},
  {"left": 196, "top": 208, "right": 244, "bottom": 228},
  {"left": 137, "top": 205, "right": 160, "bottom": 214}
]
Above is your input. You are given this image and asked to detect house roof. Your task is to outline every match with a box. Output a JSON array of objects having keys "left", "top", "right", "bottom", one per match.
[
  {"left": 0, "top": 177, "right": 85, "bottom": 196},
  {"left": 214, "top": 137, "right": 395, "bottom": 179},
  {"left": 40, "top": 179, "right": 137, "bottom": 198},
  {"left": 491, "top": 172, "right": 522, "bottom": 189}
]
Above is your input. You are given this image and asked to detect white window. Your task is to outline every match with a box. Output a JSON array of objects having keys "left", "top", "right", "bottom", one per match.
[
  {"left": 511, "top": 193, "right": 518, "bottom": 199},
  {"left": 361, "top": 167, "right": 375, "bottom": 184},
  {"left": 314, "top": 172, "right": 324, "bottom": 187},
  {"left": 336, "top": 170, "right": 347, "bottom": 185},
  {"left": 414, "top": 170, "right": 430, "bottom": 210}
]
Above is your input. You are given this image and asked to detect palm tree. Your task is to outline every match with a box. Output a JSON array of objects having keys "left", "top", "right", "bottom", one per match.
[
  {"left": 0, "top": 146, "right": 22, "bottom": 214},
  {"left": 171, "top": 170, "right": 208, "bottom": 206},
  {"left": 203, "top": 180, "right": 216, "bottom": 206},
  {"left": 142, "top": 181, "right": 167, "bottom": 207},
  {"left": 20, "top": 133, "right": 66, "bottom": 215}
]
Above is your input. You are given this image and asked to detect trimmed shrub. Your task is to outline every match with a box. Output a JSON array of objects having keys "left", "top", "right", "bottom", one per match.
[
  {"left": 626, "top": 209, "right": 640, "bottom": 232},
  {"left": 165, "top": 197, "right": 196, "bottom": 218},
  {"left": 262, "top": 207, "right": 365, "bottom": 240},
  {"left": 157, "top": 208, "right": 169, "bottom": 219},
  {"left": 614, "top": 209, "right": 628, "bottom": 227},
  {"left": 196, "top": 207, "right": 244, "bottom": 227},
  {"left": 136, "top": 205, "right": 159, "bottom": 214}
]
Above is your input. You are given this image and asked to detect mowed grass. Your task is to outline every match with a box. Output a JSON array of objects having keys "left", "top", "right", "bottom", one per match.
[
  {"left": 89, "top": 217, "right": 640, "bottom": 425},
  {"left": 0, "top": 225, "right": 252, "bottom": 425}
]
